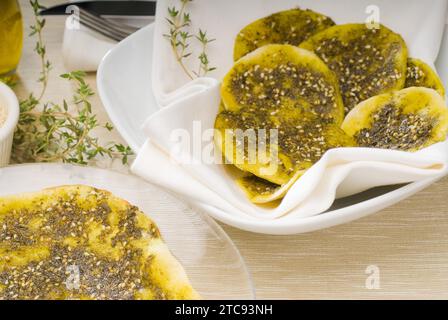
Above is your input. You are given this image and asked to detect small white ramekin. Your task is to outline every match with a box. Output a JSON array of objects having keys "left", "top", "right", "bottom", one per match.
[{"left": 0, "top": 81, "right": 19, "bottom": 167}]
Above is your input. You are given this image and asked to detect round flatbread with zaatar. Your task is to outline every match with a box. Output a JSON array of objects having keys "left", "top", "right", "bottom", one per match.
[
  {"left": 234, "top": 8, "right": 335, "bottom": 61},
  {"left": 222, "top": 44, "right": 345, "bottom": 123},
  {"left": 0, "top": 185, "right": 199, "bottom": 300},
  {"left": 341, "top": 87, "right": 448, "bottom": 151},
  {"left": 300, "top": 23, "right": 408, "bottom": 113}
]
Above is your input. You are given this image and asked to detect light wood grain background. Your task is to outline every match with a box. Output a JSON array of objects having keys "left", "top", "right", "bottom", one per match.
[{"left": 14, "top": 0, "right": 448, "bottom": 299}]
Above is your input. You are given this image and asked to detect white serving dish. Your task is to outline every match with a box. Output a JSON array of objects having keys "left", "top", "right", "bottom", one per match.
[
  {"left": 97, "top": 23, "right": 448, "bottom": 235},
  {"left": 0, "top": 81, "right": 19, "bottom": 167},
  {"left": 0, "top": 163, "right": 255, "bottom": 299}
]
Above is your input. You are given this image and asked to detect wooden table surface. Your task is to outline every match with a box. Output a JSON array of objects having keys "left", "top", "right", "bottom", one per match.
[{"left": 14, "top": 0, "right": 448, "bottom": 299}]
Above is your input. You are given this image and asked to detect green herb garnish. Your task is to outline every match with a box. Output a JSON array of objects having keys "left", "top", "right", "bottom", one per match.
[
  {"left": 164, "top": 0, "right": 216, "bottom": 79},
  {"left": 10, "top": 0, "right": 133, "bottom": 165}
]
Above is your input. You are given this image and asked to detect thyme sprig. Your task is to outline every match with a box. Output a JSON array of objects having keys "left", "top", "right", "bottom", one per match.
[
  {"left": 164, "top": 0, "right": 216, "bottom": 79},
  {"left": 10, "top": 0, "right": 133, "bottom": 165},
  {"left": 29, "top": 0, "right": 50, "bottom": 101},
  {"left": 194, "top": 29, "right": 216, "bottom": 77}
]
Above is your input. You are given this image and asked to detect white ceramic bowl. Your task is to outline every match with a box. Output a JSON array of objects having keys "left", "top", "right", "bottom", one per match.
[
  {"left": 0, "top": 82, "right": 19, "bottom": 167},
  {"left": 98, "top": 24, "right": 448, "bottom": 235}
]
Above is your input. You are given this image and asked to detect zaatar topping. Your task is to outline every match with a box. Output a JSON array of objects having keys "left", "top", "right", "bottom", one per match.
[
  {"left": 342, "top": 87, "right": 448, "bottom": 152},
  {"left": 229, "top": 62, "right": 339, "bottom": 121},
  {"left": 223, "top": 44, "right": 344, "bottom": 123},
  {"left": 0, "top": 245, "right": 152, "bottom": 300},
  {"left": 236, "top": 174, "right": 284, "bottom": 204},
  {"left": 300, "top": 24, "right": 408, "bottom": 113},
  {"left": 406, "top": 62, "right": 426, "bottom": 87},
  {"left": 234, "top": 8, "right": 335, "bottom": 61},
  {"left": 216, "top": 106, "right": 353, "bottom": 181},
  {"left": 238, "top": 175, "right": 280, "bottom": 197},
  {"left": 355, "top": 104, "right": 435, "bottom": 151}
]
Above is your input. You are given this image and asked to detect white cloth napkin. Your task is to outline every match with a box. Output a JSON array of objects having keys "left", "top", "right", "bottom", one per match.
[
  {"left": 62, "top": 15, "right": 117, "bottom": 72},
  {"left": 132, "top": 0, "right": 448, "bottom": 220},
  {"left": 62, "top": 14, "right": 152, "bottom": 72}
]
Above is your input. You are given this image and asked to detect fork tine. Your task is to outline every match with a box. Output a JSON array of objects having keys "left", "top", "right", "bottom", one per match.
[
  {"left": 79, "top": 8, "right": 132, "bottom": 38},
  {"left": 73, "top": 13, "right": 126, "bottom": 41},
  {"left": 75, "top": 19, "right": 125, "bottom": 42},
  {"left": 101, "top": 17, "right": 140, "bottom": 33},
  {"left": 73, "top": 7, "right": 134, "bottom": 42}
]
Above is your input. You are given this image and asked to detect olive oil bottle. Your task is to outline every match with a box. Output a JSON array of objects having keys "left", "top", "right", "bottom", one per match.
[{"left": 0, "top": 0, "right": 23, "bottom": 75}]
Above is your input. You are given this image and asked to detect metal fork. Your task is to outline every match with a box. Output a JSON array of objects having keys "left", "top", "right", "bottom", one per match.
[{"left": 73, "top": 7, "right": 140, "bottom": 42}]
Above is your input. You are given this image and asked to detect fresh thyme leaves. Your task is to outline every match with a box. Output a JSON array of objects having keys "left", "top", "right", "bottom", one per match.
[
  {"left": 164, "top": 0, "right": 216, "bottom": 79},
  {"left": 29, "top": 0, "right": 50, "bottom": 101},
  {"left": 195, "top": 29, "right": 216, "bottom": 77},
  {"left": 10, "top": 0, "right": 133, "bottom": 165},
  {"left": 14, "top": 70, "right": 133, "bottom": 165},
  {"left": 165, "top": 1, "right": 194, "bottom": 79}
]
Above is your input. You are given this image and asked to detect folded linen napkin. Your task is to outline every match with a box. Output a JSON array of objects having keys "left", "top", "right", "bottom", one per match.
[
  {"left": 132, "top": 0, "right": 448, "bottom": 221},
  {"left": 62, "top": 14, "right": 152, "bottom": 72},
  {"left": 62, "top": 15, "right": 117, "bottom": 72}
]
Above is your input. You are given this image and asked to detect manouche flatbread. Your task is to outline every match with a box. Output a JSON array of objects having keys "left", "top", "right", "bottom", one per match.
[
  {"left": 233, "top": 8, "right": 335, "bottom": 61},
  {"left": 300, "top": 23, "right": 408, "bottom": 113},
  {"left": 0, "top": 185, "right": 200, "bottom": 300}
]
